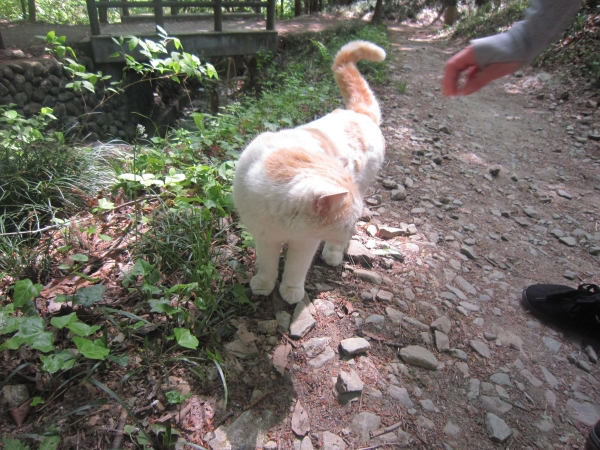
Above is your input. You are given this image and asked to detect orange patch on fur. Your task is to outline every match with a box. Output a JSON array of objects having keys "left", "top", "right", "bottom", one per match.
[
  {"left": 345, "top": 121, "right": 369, "bottom": 153},
  {"left": 305, "top": 128, "right": 339, "bottom": 157},
  {"left": 265, "top": 147, "right": 356, "bottom": 188},
  {"left": 354, "top": 157, "right": 362, "bottom": 173}
]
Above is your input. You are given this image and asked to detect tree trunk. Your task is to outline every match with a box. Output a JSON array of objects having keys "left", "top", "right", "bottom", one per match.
[
  {"left": 28, "top": 0, "right": 36, "bottom": 22},
  {"left": 294, "top": 0, "right": 302, "bottom": 16},
  {"left": 310, "top": 0, "right": 318, "bottom": 13},
  {"left": 371, "top": 0, "right": 383, "bottom": 25},
  {"left": 444, "top": 0, "right": 457, "bottom": 26},
  {"left": 0, "top": 29, "right": 5, "bottom": 50}
]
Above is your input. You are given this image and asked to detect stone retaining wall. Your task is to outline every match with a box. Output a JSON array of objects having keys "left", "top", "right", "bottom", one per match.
[{"left": 0, "top": 58, "right": 154, "bottom": 142}]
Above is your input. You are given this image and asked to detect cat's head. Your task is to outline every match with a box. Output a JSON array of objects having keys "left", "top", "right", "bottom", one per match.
[{"left": 309, "top": 180, "right": 362, "bottom": 245}]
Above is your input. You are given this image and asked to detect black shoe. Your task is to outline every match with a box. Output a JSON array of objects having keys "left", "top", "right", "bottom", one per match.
[
  {"left": 522, "top": 283, "right": 600, "bottom": 332},
  {"left": 587, "top": 419, "right": 600, "bottom": 450}
]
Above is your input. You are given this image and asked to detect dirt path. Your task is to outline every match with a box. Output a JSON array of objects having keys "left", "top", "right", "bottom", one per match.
[
  {"left": 207, "top": 19, "right": 600, "bottom": 450},
  {"left": 2, "top": 16, "right": 599, "bottom": 450}
]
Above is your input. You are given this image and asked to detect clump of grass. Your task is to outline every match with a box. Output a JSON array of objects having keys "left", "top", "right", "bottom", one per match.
[
  {"left": 396, "top": 81, "right": 408, "bottom": 94},
  {"left": 450, "top": 1, "right": 528, "bottom": 40},
  {"left": 0, "top": 107, "right": 114, "bottom": 234}
]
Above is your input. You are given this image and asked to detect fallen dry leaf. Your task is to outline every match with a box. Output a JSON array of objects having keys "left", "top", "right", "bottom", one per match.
[
  {"left": 10, "top": 399, "right": 31, "bottom": 427},
  {"left": 272, "top": 342, "right": 291, "bottom": 376},
  {"left": 291, "top": 400, "right": 310, "bottom": 437}
]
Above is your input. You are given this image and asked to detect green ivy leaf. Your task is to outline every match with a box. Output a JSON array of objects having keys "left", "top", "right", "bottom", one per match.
[
  {"left": 165, "top": 390, "right": 192, "bottom": 404},
  {"left": 73, "top": 337, "right": 110, "bottom": 360},
  {"left": 13, "top": 279, "right": 43, "bottom": 308},
  {"left": 108, "top": 354, "right": 130, "bottom": 367},
  {"left": 97, "top": 198, "right": 115, "bottom": 210},
  {"left": 5, "top": 317, "right": 55, "bottom": 352},
  {"left": 71, "top": 254, "right": 89, "bottom": 262},
  {"left": 30, "top": 396, "right": 44, "bottom": 406},
  {"left": 40, "top": 350, "right": 76, "bottom": 373},
  {"left": 0, "top": 312, "right": 20, "bottom": 335},
  {"left": 174, "top": 328, "right": 199, "bottom": 350},
  {"left": 50, "top": 312, "right": 78, "bottom": 329},
  {"left": 73, "top": 285, "right": 106, "bottom": 307},
  {"left": 148, "top": 299, "right": 181, "bottom": 315},
  {"left": 39, "top": 434, "right": 60, "bottom": 450},
  {"left": 67, "top": 321, "right": 101, "bottom": 337},
  {"left": 2, "top": 437, "right": 30, "bottom": 450}
]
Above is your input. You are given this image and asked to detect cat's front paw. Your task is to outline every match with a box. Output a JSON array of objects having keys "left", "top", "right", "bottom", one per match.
[
  {"left": 279, "top": 284, "right": 306, "bottom": 305},
  {"left": 250, "top": 275, "right": 276, "bottom": 297},
  {"left": 322, "top": 246, "right": 344, "bottom": 267}
]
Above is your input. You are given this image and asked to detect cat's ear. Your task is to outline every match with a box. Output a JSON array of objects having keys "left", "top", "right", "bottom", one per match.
[{"left": 314, "top": 189, "right": 348, "bottom": 215}]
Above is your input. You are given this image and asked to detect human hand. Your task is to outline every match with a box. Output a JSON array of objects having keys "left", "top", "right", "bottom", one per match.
[{"left": 442, "top": 45, "right": 524, "bottom": 96}]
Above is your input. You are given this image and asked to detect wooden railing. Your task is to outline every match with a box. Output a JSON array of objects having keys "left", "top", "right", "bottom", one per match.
[{"left": 84, "top": 0, "right": 276, "bottom": 36}]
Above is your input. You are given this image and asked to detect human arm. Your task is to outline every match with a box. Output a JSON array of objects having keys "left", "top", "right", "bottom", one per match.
[{"left": 442, "top": 0, "right": 582, "bottom": 96}]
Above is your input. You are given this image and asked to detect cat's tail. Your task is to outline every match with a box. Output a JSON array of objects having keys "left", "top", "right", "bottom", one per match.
[{"left": 332, "top": 40, "right": 386, "bottom": 124}]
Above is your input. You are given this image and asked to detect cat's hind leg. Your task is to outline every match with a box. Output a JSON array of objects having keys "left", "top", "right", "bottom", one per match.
[
  {"left": 321, "top": 241, "right": 346, "bottom": 267},
  {"left": 250, "top": 237, "right": 281, "bottom": 296},
  {"left": 279, "top": 238, "right": 320, "bottom": 304}
]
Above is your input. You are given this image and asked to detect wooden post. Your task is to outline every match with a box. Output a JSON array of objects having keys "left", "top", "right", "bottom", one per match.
[
  {"left": 171, "top": 0, "right": 179, "bottom": 15},
  {"left": 266, "top": 0, "right": 275, "bottom": 31},
  {"left": 86, "top": 0, "right": 101, "bottom": 35},
  {"left": 99, "top": 4, "right": 108, "bottom": 23},
  {"left": 214, "top": 0, "right": 223, "bottom": 32},
  {"left": 154, "top": 0, "right": 164, "bottom": 29},
  {"left": 122, "top": 0, "right": 130, "bottom": 17},
  {"left": 27, "top": 0, "right": 36, "bottom": 22}
]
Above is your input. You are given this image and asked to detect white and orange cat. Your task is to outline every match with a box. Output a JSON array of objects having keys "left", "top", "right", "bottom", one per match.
[{"left": 233, "top": 40, "right": 386, "bottom": 305}]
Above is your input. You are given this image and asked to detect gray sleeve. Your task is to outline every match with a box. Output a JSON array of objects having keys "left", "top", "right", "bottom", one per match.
[{"left": 471, "top": 0, "right": 582, "bottom": 68}]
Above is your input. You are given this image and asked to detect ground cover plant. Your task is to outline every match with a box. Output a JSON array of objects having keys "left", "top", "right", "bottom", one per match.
[{"left": 0, "top": 24, "right": 391, "bottom": 449}]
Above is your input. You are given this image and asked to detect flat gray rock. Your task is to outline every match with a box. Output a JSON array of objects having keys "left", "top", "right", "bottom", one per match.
[
  {"left": 514, "top": 216, "right": 531, "bottom": 227},
  {"left": 276, "top": 311, "right": 291, "bottom": 333},
  {"left": 539, "top": 366, "right": 559, "bottom": 388},
  {"left": 224, "top": 338, "right": 259, "bottom": 359},
  {"left": 469, "top": 340, "right": 491, "bottom": 358},
  {"left": 459, "top": 245, "right": 477, "bottom": 260},
  {"left": 385, "top": 306, "right": 404, "bottom": 325},
  {"left": 313, "top": 298, "right": 335, "bottom": 317},
  {"left": 378, "top": 226, "right": 404, "bottom": 239},
  {"left": 302, "top": 337, "right": 331, "bottom": 358},
  {"left": 307, "top": 346, "right": 335, "bottom": 368},
  {"left": 559, "top": 236, "right": 577, "bottom": 247},
  {"left": 209, "top": 409, "right": 276, "bottom": 450},
  {"left": 430, "top": 315, "right": 452, "bottom": 334},
  {"left": 289, "top": 299, "right": 316, "bottom": 339},
  {"left": 520, "top": 369, "right": 543, "bottom": 387},
  {"left": 339, "top": 337, "right": 371, "bottom": 356},
  {"left": 449, "top": 349, "right": 468, "bottom": 361},
  {"left": 480, "top": 396, "right": 513, "bottom": 415},
  {"left": 346, "top": 240, "right": 376, "bottom": 267},
  {"left": 387, "top": 385, "right": 414, "bottom": 408},
  {"left": 435, "top": 330, "right": 450, "bottom": 353},
  {"left": 400, "top": 345, "right": 439, "bottom": 370},
  {"left": 445, "top": 284, "right": 467, "bottom": 301},
  {"left": 454, "top": 276, "right": 477, "bottom": 294},
  {"left": 321, "top": 431, "right": 346, "bottom": 450},
  {"left": 485, "top": 413, "right": 512, "bottom": 443},
  {"left": 489, "top": 373, "right": 512, "bottom": 386},
  {"left": 523, "top": 206, "right": 541, "bottom": 219},
  {"left": 354, "top": 269, "right": 383, "bottom": 285},
  {"left": 350, "top": 411, "right": 381, "bottom": 444},
  {"left": 567, "top": 399, "right": 600, "bottom": 426},
  {"left": 335, "top": 369, "right": 364, "bottom": 404}
]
